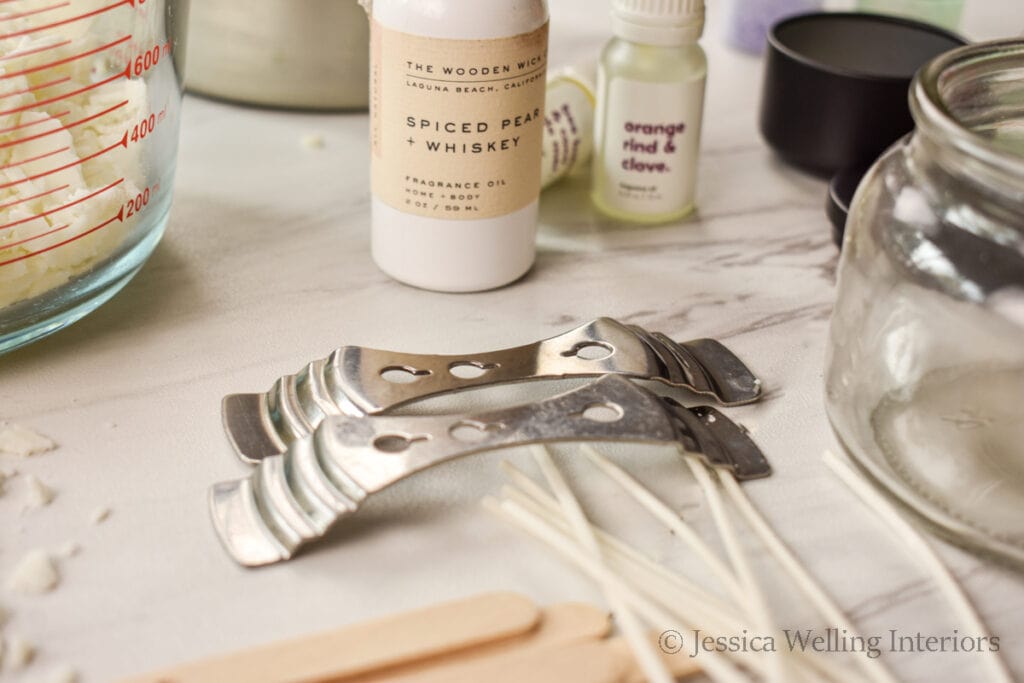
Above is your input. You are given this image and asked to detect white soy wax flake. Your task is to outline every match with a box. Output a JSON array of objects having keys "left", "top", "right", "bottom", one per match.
[
  {"left": 300, "top": 133, "right": 325, "bottom": 150},
  {"left": 25, "top": 475, "right": 56, "bottom": 508},
  {"left": 6, "top": 635, "right": 35, "bottom": 670},
  {"left": 91, "top": 507, "right": 111, "bottom": 525},
  {"left": 0, "top": 423, "right": 56, "bottom": 458},
  {"left": 57, "top": 541, "right": 81, "bottom": 559},
  {"left": 6, "top": 550, "right": 60, "bottom": 595}
]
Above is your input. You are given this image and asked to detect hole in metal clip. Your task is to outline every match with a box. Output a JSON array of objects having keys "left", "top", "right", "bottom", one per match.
[
  {"left": 449, "top": 361, "right": 498, "bottom": 380},
  {"left": 562, "top": 341, "right": 613, "bottom": 361},
  {"left": 373, "top": 433, "right": 427, "bottom": 453},
  {"left": 449, "top": 420, "right": 505, "bottom": 443},
  {"left": 380, "top": 366, "right": 431, "bottom": 384},
  {"left": 579, "top": 402, "right": 624, "bottom": 423}
]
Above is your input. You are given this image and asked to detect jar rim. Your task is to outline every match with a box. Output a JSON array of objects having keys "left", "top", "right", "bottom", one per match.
[{"left": 912, "top": 40, "right": 1024, "bottom": 184}]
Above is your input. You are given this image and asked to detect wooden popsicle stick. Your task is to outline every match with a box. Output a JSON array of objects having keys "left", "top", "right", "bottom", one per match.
[
  {"left": 385, "top": 634, "right": 702, "bottom": 683},
  {"left": 374, "top": 637, "right": 635, "bottom": 683},
  {"left": 616, "top": 634, "right": 702, "bottom": 683},
  {"left": 122, "top": 592, "right": 540, "bottom": 683},
  {"left": 355, "top": 602, "right": 612, "bottom": 683}
]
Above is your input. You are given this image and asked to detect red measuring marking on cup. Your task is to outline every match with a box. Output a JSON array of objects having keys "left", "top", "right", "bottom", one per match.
[
  {"left": 0, "top": 0, "right": 172, "bottom": 274},
  {"left": 0, "top": 0, "right": 133, "bottom": 41}
]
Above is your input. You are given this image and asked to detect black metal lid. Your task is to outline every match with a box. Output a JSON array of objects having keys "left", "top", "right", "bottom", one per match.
[
  {"left": 760, "top": 12, "right": 965, "bottom": 175},
  {"left": 826, "top": 163, "right": 872, "bottom": 249}
]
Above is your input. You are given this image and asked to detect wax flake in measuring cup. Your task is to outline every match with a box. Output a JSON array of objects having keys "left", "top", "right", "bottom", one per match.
[{"left": 0, "top": 0, "right": 176, "bottom": 312}]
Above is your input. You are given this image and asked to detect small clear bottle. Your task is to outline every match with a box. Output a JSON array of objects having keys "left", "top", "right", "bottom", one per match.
[{"left": 592, "top": 0, "right": 707, "bottom": 224}]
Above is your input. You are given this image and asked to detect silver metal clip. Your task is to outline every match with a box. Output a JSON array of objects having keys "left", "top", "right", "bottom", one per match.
[
  {"left": 210, "top": 376, "right": 770, "bottom": 567},
  {"left": 222, "top": 318, "right": 762, "bottom": 463}
]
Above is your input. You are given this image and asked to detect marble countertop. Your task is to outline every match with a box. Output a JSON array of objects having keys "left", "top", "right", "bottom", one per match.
[{"left": 2, "top": 2, "right": 1022, "bottom": 682}]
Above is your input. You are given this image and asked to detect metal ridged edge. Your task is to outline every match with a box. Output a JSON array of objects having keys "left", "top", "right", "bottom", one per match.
[
  {"left": 209, "top": 434, "right": 365, "bottom": 567},
  {"left": 323, "top": 348, "right": 370, "bottom": 417},
  {"left": 626, "top": 324, "right": 688, "bottom": 386},
  {"left": 221, "top": 393, "right": 288, "bottom": 464},
  {"left": 292, "top": 360, "right": 335, "bottom": 430},
  {"left": 268, "top": 375, "right": 315, "bottom": 445},
  {"left": 652, "top": 331, "right": 712, "bottom": 392},
  {"left": 664, "top": 400, "right": 771, "bottom": 480}
]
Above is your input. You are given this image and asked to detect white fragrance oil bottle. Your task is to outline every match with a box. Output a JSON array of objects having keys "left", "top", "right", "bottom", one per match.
[
  {"left": 366, "top": 0, "right": 549, "bottom": 292},
  {"left": 592, "top": 0, "right": 707, "bottom": 223}
]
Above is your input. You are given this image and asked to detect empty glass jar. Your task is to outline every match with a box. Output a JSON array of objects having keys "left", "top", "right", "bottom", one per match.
[{"left": 826, "top": 41, "right": 1024, "bottom": 565}]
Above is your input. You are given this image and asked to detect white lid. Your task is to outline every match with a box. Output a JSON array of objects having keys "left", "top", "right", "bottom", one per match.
[{"left": 611, "top": 0, "right": 705, "bottom": 45}]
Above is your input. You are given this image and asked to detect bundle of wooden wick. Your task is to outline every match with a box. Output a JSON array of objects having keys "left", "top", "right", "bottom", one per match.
[
  {"left": 126, "top": 450, "right": 1010, "bottom": 683},
  {"left": 485, "top": 445, "right": 1012, "bottom": 683}
]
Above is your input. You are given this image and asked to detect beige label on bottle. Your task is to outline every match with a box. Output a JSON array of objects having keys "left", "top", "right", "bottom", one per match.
[
  {"left": 542, "top": 76, "right": 595, "bottom": 188},
  {"left": 370, "top": 20, "right": 548, "bottom": 221},
  {"left": 599, "top": 78, "right": 705, "bottom": 216}
]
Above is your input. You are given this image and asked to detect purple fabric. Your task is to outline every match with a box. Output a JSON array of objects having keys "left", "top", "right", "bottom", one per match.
[{"left": 726, "top": 0, "right": 823, "bottom": 54}]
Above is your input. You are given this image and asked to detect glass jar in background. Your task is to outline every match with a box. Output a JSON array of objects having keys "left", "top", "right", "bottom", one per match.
[
  {"left": 0, "top": 0, "right": 188, "bottom": 354},
  {"left": 826, "top": 41, "right": 1024, "bottom": 566}
]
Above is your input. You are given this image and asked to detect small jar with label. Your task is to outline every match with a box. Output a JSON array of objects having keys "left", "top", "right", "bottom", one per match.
[{"left": 592, "top": 0, "right": 707, "bottom": 224}]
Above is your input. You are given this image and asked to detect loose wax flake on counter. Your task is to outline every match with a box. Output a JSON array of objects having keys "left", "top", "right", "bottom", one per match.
[
  {"left": 6, "top": 635, "right": 35, "bottom": 671},
  {"left": 90, "top": 506, "right": 111, "bottom": 525},
  {"left": 300, "top": 133, "right": 326, "bottom": 150},
  {"left": 0, "top": 423, "right": 56, "bottom": 458},
  {"left": 57, "top": 541, "right": 81, "bottom": 559},
  {"left": 6, "top": 550, "right": 60, "bottom": 595},
  {"left": 25, "top": 475, "right": 56, "bottom": 508}
]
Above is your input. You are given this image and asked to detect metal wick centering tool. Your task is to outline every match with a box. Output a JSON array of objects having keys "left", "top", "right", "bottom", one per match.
[
  {"left": 222, "top": 318, "right": 763, "bottom": 463},
  {"left": 210, "top": 376, "right": 771, "bottom": 567}
]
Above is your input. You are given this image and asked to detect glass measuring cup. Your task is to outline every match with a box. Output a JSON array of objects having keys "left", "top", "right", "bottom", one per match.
[{"left": 0, "top": 0, "right": 187, "bottom": 354}]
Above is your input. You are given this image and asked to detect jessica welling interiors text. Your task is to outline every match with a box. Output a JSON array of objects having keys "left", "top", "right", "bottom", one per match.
[{"left": 658, "top": 629, "right": 1002, "bottom": 660}]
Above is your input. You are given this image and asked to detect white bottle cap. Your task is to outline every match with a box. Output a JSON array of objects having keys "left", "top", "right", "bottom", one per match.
[{"left": 611, "top": 0, "right": 705, "bottom": 46}]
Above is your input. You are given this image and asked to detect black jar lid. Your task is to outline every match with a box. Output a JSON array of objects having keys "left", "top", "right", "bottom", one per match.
[
  {"left": 826, "top": 163, "right": 871, "bottom": 248},
  {"left": 760, "top": 12, "right": 965, "bottom": 176}
]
